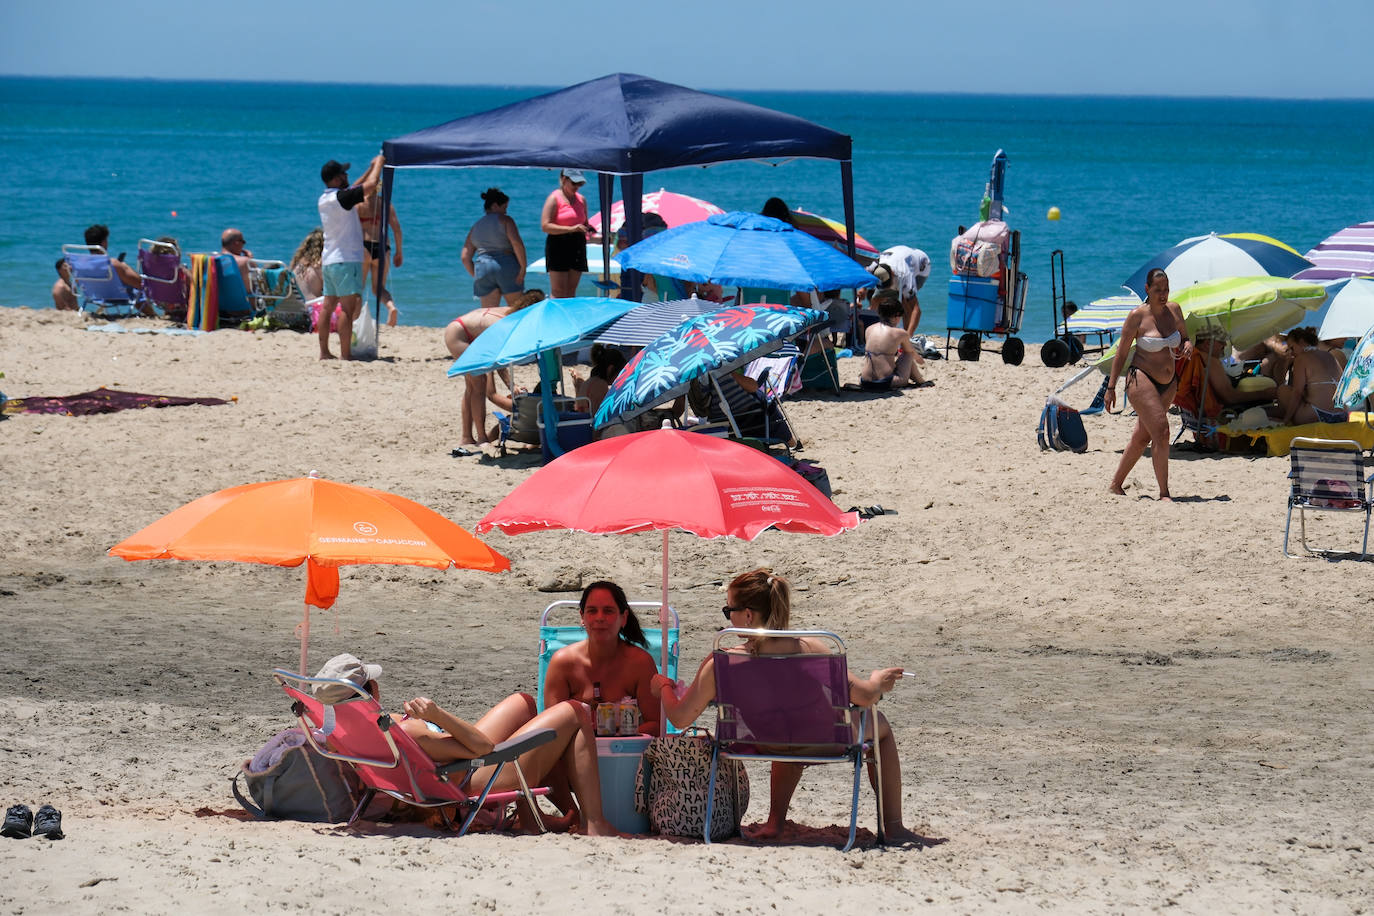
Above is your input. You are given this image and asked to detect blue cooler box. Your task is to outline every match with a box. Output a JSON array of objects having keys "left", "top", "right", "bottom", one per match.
[
  {"left": 597, "top": 735, "right": 651, "bottom": 833},
  {"left": 947, "top": 275, "right": 1002, "bottom": 330},
  {"left": 537, "top": 410, "right": 594, "bottom": 463}
]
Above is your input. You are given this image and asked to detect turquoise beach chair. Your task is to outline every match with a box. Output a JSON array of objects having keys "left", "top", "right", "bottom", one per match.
[{"left": 536, "top": 600, "right": 680, "bottom": 732}]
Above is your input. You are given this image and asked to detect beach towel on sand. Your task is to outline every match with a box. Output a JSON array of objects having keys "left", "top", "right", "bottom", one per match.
[{"left": 2, "top": 387, "right": 232, "bottom": 417}]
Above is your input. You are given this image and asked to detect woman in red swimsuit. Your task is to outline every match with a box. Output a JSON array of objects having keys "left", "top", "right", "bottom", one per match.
[{"left": 443, "top": 291, "right": 544, "bottom": 448}]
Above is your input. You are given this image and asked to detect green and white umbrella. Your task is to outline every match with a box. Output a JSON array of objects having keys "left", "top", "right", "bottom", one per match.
[{"left": 1093, "top": 276, "right": 1328, "bottom": 371}]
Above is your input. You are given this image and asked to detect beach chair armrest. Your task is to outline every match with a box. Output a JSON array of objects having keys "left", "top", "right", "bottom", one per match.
[{"left": 435, "top": 728, "right": 557, "bottom": 777}]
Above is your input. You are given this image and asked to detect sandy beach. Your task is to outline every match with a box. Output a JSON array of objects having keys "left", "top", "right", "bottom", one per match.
[{"left": 1, "top": 306, "right": 1370, "bottom": 914}]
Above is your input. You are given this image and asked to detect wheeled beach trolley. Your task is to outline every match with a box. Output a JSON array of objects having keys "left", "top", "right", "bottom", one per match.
[{"left": 944, "top": 150, "right": 1030, "bottom": 365}]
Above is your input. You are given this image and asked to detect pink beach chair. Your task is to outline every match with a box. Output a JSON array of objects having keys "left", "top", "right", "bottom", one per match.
[
  {"left": 706, "top": 629, "right": 883, "bottom": 851},
  {"left": 273, "top": 669, "right": 554, "bottom": 834}
]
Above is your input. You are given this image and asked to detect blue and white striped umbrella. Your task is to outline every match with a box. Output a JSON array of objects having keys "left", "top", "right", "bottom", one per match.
[{"left": 592, "top": 297, "right": 721, "bottom": 347}]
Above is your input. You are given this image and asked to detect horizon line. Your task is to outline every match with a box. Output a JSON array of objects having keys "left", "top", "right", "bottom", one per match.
[{"left": 2, "top": 73, "right": 1371, "bottom": 104}]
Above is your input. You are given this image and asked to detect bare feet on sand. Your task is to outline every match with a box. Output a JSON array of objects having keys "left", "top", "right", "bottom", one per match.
[{"left": 741, "top": 818, "right": 789, "bottom": 840}]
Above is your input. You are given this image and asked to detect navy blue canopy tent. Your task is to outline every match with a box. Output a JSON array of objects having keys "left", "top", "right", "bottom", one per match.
[
  {"left": 378, "top": 73, "right": 859, "bottom": 298},
  {"left": 376, "top": 73, "right": 858, "bottom": 457}
]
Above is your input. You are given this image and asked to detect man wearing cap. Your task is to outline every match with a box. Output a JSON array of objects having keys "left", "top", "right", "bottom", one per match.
[
  {"left": 867, "top": 244, "right": 931, "bottom": 336},
  {"left": 317, "top": 153, "right": 385, "bottom": 359},
  {"left": 540, "top": 168, "right": 593, "bottom": 299},
  {"left": 220, "top": 228, "right": 254, "bottom": 294}
]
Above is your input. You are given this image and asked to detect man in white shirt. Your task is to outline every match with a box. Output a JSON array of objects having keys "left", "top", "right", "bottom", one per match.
[
  {"left": 868, "top": 245, "right": 931, "bottom": 335},
  {"left": 317, "top": 154, "right": 385, "bottom": 359}
]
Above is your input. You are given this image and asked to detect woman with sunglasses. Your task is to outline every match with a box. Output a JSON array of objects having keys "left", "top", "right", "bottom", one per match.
[
  {"left": 652, "top": 568, "right": 936, "bottom": 846},
  {"left": 544, "top": 580, "right": 662, "bottom": 737}
]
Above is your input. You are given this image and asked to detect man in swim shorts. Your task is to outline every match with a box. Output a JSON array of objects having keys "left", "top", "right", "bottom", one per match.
[{"left": 317, "top": 154, "right": 384, "bottom": 359}]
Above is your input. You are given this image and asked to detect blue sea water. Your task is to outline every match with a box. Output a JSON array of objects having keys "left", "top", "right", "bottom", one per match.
[{"left": 3, "top": 76, "right": 1373, "bottom": 345}]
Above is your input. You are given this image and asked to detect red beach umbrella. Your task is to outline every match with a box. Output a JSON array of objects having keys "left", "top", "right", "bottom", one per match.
[{"left": 477, "top": 428, "right": 860, "bottom": 723}]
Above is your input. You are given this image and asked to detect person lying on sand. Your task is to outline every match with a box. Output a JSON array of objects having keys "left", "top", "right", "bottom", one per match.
[
  {"left": 315, "top": 653, "right": 619, "bottom": 836},
  {"left": 651, "top": 568, "right": 941, "bottom": 848}
]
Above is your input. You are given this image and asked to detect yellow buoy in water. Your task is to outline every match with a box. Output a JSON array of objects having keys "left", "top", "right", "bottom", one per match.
[{"left": 1047, "top": 206, "right": 1061, "bottom": 221}]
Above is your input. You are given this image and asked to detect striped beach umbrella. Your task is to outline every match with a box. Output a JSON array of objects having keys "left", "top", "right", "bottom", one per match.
[
  {"left": 1295, "top": 220, "right": 1374, "bottom": 283},
  {"left": 1065, "top": 294, "right": 1140, "bottom": 336},
  {"left": 1094, "top": 276, "right": 1327, "bottom": 370},
  {"left": 789, "top": 208, "right": 881, "bottom": 260},
  {"left": 1122, "top": 233, "right": 1313, "bottom": 298},
  {"left": 591, "top": 296, "right": 722, "bottom": 347}
]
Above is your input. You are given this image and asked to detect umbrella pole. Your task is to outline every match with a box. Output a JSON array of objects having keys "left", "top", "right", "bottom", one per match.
[
  {"left": 299, "top": 602, "right": 311, "bottom": 675},
  {"left": 660, "top": 529, "right": 669, "bottom": 738}
]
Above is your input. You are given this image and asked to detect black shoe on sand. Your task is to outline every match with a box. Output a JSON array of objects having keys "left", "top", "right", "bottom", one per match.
[
  {"left": 1, "top": 804, "right": 32, "bottom": 839},
  {"left": 33, "top": 805, "right": 63, "bottom": 840}
]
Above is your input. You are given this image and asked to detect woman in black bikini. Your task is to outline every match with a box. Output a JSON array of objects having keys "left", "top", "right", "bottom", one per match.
[{"left": 1104, "top": 268, "right": 1192, "bottom": 500}]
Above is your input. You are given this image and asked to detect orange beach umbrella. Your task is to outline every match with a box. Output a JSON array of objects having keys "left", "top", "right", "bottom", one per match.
[{"left": 109, "top": 472, "right": 509, "bottom": 673}]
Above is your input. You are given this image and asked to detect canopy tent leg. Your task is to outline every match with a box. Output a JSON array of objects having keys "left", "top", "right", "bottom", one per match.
[
  {"left": 597, "top": 174, "right": 616, "bottom": 297},
  {"left": 620, "top": 173, "right": 644, "bottom": 302}
]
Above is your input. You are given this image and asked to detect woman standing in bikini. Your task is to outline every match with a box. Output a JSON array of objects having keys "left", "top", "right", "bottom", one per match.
[
  {"left": 1104, "top": 268, "right": 1192, "bottom": 500},
  {"left": 357, "top": 186, "right": 402, "bottom": 326},
  {"left": 444, "top": 290, "right": 543, "bottom": 448}
]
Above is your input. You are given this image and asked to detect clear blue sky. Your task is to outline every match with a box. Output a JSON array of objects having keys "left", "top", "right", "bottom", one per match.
[{"left": 4, "top": 0, "right": 1372, "bottom": 98}]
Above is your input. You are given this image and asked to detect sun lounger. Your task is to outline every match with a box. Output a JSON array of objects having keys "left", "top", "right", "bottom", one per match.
[
  {"left": 706, "top": 627, "right": 883, "bottom": 851},
  {"left": 273, "top": 669, "right": 554, "bottom": 834}
]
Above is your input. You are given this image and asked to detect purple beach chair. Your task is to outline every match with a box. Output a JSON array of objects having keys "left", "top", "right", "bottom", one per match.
[
  {"left": 707, "top": 628, "right": 883, "bottom": 851},
  {"left": 273, "top": 669, "right": 554, "bottom": 834},
  {"left": 137, "top": 238, "right": 187, "bottom": 319}
]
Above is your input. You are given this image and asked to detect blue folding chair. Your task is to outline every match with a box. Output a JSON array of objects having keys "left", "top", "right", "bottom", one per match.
[{"left": 62, "top": 244, "right": 144, "bottom": 317}]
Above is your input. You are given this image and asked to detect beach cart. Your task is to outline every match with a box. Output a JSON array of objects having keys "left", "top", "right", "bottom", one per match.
[{"left": 944, "top": 150, "right": 1029, "bottom": 364}]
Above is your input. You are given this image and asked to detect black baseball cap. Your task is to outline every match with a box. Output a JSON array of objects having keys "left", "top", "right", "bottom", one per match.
[{"left": 320, "top": 160, "right": 350, "bottom": 184}]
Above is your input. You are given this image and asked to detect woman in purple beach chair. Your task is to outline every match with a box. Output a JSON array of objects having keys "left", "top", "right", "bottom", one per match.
[{"left": 652, "top": 568, "right": 940, "bottom": 847}]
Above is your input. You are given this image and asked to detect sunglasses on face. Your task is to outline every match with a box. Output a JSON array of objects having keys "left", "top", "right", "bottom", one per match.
[{"left": 721, "top": 605, "right": 746, "bottom": 621}]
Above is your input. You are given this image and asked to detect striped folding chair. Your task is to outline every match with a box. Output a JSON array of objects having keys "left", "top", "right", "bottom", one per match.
[{"left": 1283, "top": 437, "right": 1374, "bottom": 560}]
